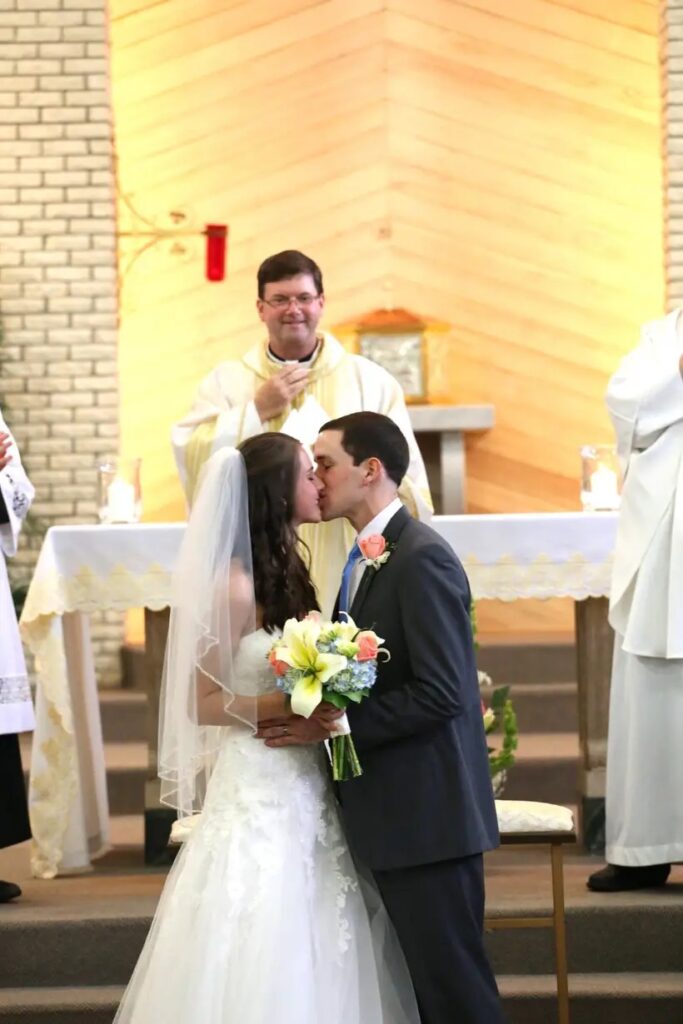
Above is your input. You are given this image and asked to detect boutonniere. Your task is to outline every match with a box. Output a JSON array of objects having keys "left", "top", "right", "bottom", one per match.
[{"left": 358, "top": 534, "right": 393, "bottom": 570}]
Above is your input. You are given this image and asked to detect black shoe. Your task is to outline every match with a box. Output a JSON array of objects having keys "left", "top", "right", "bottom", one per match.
[
  {"left": 587, "top": 863, "right": 671, "bottom": 892},
  {"left": 0, "top": 880, "right": 21, "bottom": 903}
]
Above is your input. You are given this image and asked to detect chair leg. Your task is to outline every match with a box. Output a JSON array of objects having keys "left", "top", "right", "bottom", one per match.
[{"left": 550, "top": 841, "right": 570, "bottom": 1024}]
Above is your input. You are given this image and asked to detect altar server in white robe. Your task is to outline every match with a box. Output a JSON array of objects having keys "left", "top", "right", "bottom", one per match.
[
  {"left": 0, "top": 412, "right": 35, "bottom": 903},
  {"left": 172, "top": 250, "right": 432, "bottom": 617},
  {"left": 588, "top": 309, "right": 683, "bottom": 892}
]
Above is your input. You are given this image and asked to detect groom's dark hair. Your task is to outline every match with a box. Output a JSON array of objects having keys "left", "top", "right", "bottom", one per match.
[{"left": 320, "top": 412, "right": 409, "bottom": 487}]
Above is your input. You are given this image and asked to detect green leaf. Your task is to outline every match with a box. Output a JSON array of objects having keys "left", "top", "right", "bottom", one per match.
[
  {"left": 469, "top": 598, "right": 479, "bottom": 649},
  {"left": 321, "top": 690, "right": 347, "bottom": 710},
  {"left": 490, "top": 685, "right": 510, "bottom": 711},
  {"left": 343, "top": 690, "right": 364, "bottom": 704}
]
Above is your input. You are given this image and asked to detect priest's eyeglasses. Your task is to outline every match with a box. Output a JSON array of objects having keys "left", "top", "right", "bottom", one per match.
[{"left": 261, "top": 293, "right": 321, "bottom": 309}]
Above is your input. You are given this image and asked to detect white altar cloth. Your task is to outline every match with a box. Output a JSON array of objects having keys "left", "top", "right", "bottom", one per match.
[
  {"left": 20, "top": 512, "right": 617, "bottom": 878},
  {"left": 441, "top": 512, "right": 618, "bottom": 600}
]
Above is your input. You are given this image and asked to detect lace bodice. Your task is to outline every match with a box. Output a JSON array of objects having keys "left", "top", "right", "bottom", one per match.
[
  {"left": 232, "top": 627, "right": 280, "bottom": 697},
  {"left": 209, "top": 625, "right": 316, "bottom": 780}
]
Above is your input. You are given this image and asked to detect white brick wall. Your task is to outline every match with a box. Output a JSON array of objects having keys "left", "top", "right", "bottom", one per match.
[
  {"left": 664, "top": 0, "right": 683, "bottom": 305},
  {"left": 0, "top": 0, "right": 122, "bottom": 685}
]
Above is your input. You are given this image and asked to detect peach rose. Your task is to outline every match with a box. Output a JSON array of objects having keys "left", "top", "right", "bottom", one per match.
[
  {"left": 268, "top": 649, "right": 289, "bottom": 676},
  {"left": 356, "top": 631, "right": 379, "bottom": 662},
  {"left": 359, "top": 534, "right": 386, "bottom": 560}
]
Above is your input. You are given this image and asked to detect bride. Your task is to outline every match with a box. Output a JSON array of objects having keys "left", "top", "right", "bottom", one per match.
[{"left": 114, "top": 433, "right": 418, "bottom": 1024}]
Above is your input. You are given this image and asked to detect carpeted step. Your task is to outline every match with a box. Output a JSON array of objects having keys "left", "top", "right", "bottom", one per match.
[
  {"left": 123, "top": 638, "right": 578, "bottom": 690},
  {"left": 499, "top": 972, "right": 683, "bottom": 1024},
  {"left": 3, "top": 894, "right": 683, "bottom": 987},
  {"left": 102, "top": 734, "right": 581, "bottom": 813},
  {"left": 99, "top": 679, "right": 580, "bottom": 752},
  {"left": 2, "top": 976, "right": 681, "bottom": 1024},
  {"left": 484, "top": 902, "right": 683, "bottom": 975},
  {"left": 21, "top": 742, "right": 146, "bottom": 817},
  {"left": 23, "top": 733, "right": 581, "bottom": 814},
  {"left": 497, "top": 732, "right": 579, "bottom": 804},
  {"left": 1, "top": 980, "right": 682, "bottom": 1024},
  {"left": 99, "top": 691, "right": 147, "bottom": 744},
  {"left": 101, "top": 743, "right": 146, "bottom": 815},
  {"left": 120, "top": 643, "right": 145, "bottom": 693},
  {"left": 23, "top": 725, "right": 580, "bottom": 814},
  {"left": 2, "top": 842, "right": 682, "bottom": 1023},
  {"left": 506, "top": 681, "right": 578, "bottom": 734},
  {"left": 1, "top": 977, "right": 681, "bottom": 1024},
  {"left": 477, "top": 640, "right": 575, "bottom": 686},
  {"left": 102, "top": 677, "right": 579, "bottom": 747},
  {"left": 0, "top": 916, "right": 151, "bottom": 988},
  {"left": 0, "top": 987, "right": 123, "bottom": 1024}
]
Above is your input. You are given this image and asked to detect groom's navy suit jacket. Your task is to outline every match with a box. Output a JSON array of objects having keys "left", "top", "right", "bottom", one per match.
[{"left": 335, "top": 505, "right": 499, "bottom": 871}]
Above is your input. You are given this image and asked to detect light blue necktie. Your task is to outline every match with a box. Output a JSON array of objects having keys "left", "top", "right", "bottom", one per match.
[{"left": 338, "top": 542, "right": 363, "bottom": 615}]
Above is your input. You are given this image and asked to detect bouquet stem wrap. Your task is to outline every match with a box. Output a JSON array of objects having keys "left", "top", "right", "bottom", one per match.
[{"left": 327, "top": 712, "right": 362, "bottom": 780}]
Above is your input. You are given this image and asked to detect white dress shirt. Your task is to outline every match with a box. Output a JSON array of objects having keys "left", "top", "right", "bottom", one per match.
[{"left": 346, "top": 497, "right": 403, "bottom": 610}]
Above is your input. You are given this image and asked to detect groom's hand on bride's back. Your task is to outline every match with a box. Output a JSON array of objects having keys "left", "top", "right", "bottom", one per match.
[{"left": 256, "top": 703, "right": 343, "bottom": 747}]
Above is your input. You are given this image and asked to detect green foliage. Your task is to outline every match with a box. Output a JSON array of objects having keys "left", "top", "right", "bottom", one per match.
[
  {"left": 469, "top": 597, "right": 479, "bottom": 649},
  {"left": 471, "top": 598, "right": 519, "bottom": 781},
  {"left": 486, "top": 685, "right": 519, "bottom": 777}
]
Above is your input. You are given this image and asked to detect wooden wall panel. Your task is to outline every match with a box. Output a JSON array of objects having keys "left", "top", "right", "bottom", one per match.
[{"left": 110, "top": 0, "right": 665, "bottom": 634}]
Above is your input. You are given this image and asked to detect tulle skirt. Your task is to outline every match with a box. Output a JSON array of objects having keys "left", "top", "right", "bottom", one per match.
[{"left": 114, "top": 733, "right": 418, "bottom": 1024}]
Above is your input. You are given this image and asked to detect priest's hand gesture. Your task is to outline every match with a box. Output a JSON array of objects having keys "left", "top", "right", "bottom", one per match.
[{"left": 254, "top": 366, "right": 309, "bottom": 422}]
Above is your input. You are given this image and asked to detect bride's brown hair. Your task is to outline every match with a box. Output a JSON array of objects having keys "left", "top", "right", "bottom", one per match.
[{"left": 238, "top": 433, "right": 320, "bottom": 632}]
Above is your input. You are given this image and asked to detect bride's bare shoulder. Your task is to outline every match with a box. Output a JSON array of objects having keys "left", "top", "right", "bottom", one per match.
[{"left": 227, "top": 564, "right": 254, "bottom": 606}]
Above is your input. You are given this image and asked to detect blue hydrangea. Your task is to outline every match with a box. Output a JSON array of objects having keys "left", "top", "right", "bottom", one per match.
[{"left": 273, "top": 640, "right": 377, "bottom": 699}]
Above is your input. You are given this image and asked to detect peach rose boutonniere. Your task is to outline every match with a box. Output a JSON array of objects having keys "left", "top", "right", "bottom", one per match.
[{"left": 358, "top": 534, "right": 392, "bottom": 570}]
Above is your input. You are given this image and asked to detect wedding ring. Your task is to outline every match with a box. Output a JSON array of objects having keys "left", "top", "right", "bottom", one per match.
[{"left": 281, "top": 726, "right": 289, "bottom": 737}]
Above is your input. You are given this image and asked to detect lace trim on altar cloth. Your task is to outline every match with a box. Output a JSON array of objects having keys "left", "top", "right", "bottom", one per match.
[
  {"left": 19, "top": 552, "right": 615, "bottom": 623},
  {"left": 463, "top": 552, "right": 614, "bottom": 601},
  {"left": 20, "top": 563, "right": 173, "bottom": 624},
  {"left": 23, "top": 622, "right": 79, "bottom": 879},
  {"left": 0, "top": 675, "right": 31, "bottom": 704},
  {"left": 30, "top": 710, "right": 78, "bottom": 879}
]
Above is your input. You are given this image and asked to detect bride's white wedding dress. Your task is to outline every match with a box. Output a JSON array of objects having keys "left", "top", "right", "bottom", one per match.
[{"left": 114, "top": 629, "right": 418, "bottom": 1024}]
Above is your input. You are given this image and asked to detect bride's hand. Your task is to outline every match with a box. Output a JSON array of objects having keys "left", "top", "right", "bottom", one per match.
[
  {"left": 257, "top": 714, "right": 333, "bottom": 746},
  {"left": 255, "top": 702, "right": 344, "bottom": 746}
]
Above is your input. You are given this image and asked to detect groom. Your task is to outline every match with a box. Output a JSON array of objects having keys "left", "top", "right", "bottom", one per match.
[{"left": 260, "top": 412, "right": 504, "bottom": 1024}]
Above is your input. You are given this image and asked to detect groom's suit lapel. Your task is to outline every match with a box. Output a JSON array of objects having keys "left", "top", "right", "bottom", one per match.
[{"left": 349, "top": 505, "right": 411, "bottom": 621}]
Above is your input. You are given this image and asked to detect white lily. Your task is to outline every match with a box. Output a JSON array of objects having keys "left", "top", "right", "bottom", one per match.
[
  {"left": 273, "top": 617, "right": 347, "bottom": 718},
  {"left": 325, "top": 615, "right": 359, "bottom": 643},
  {"left": 482, "top": 707, "right": 496, "bottom": 732}
]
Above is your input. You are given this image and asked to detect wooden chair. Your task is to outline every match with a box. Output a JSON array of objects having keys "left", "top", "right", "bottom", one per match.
[{"left": 487, "top": 801, "right": 576, "bottom": 1024}]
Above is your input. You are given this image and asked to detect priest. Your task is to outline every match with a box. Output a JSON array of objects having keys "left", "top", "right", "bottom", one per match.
[
  {"left": 588, "top": 309, "right": 683, "bottom": 892},
  {"left": 0, "top": 412, "right": 35, "bottom": 903},
  {"left": 172, "top": 250, "right": 432, "bottom": 616}
]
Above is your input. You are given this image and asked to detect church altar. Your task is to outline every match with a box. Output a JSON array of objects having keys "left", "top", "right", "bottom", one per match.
[{"left": 20, "top": 513, "right": 618, "bottom": 878}]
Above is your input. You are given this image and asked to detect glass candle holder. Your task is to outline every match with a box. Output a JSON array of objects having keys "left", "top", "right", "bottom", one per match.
[
  {"left": 580, "top": 445, "right": 620, "bottom": 511},
  {"left": 98, "top": 457, "right": 142, "bottom": 524}
]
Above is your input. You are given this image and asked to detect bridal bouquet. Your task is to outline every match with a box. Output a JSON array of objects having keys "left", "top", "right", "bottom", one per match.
[{"left": 267, "top": 612, "right": 387, "bottom": 781}]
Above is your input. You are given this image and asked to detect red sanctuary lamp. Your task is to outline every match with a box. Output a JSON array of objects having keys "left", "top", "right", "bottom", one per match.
[{"left": 204, "top": 224, "right": 228, "bottom": 281}]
